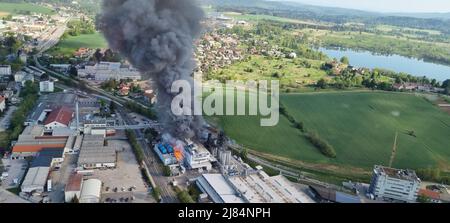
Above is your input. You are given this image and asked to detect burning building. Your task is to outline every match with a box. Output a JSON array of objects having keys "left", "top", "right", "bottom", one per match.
[
  {"left": 153, "top": 135, "right": 215, "bottom": 172},
  {"left": 153, "top": 143, "right": 178, "bottom": 166}
]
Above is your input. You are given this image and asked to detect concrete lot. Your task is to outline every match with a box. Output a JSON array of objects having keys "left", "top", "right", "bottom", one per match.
[
  {"left": 129, "top": 112, "right": 153, "bottom": 126},
  {"left": 0, "top": 187, "right": 29, "bottom": 203},
  {"left": 0, "top": 159, "right": 27, "bottom": 189},
  {"left": 89, "top": 140, "right": 153, "bottom": 203},
  {"left": 48, "top": 154, "right": 78, "bottom": 203}
]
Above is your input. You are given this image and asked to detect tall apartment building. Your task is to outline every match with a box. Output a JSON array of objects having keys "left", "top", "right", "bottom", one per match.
[
  {"left": 0, "top": 65, "right": 11, "bottom": 76},
  {"left": 39, "top": 80, "right": 54, "bottom": 92},
  {"left": 368, "top": 165, "right": 421, "bottom": 203}
]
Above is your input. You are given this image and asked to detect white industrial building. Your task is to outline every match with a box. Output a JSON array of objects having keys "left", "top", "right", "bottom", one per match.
[
  {"left": 368, "top": 165, "right": 421, "bottom": 203},
  {"left": 83, "top": 119, "right": 108, "bottom": 137},
  {"left": 20, "top": 149, "right": 64, "bottom": 194},
  {"left": 14, "top": 71, "right": 34, "bottom": 86},
  {"left": 21, "top": 166, "right": 50, "bottom": 194},
  {"left": 79, "top": 179, "right": 102, "bottom": 203},
  {"left": 0, "top": 65, "right": 11, "bottom": 76},
  {"left": 77, "top": 62, "right": 141, "bottom": 81},
  {"left": 50, "top": 64, "right": 71, "bottom": 73},
  {"left": 197, "top": 170, "right": 315, "bottom": 203},
  {"left": 196, "top": 174, "right": 245, "bottom": 203},
  {"left": 39, "top": 80, "right": 54, "bottom": 92},
  {"left": 184, "top": 139, "right": 215, "bottom": 171},
  {"left": 228, "top": 171, "right": 315, "bottom": 203}
]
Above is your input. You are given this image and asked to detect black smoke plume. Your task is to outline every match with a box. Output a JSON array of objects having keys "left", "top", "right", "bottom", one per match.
[{"left": 98, "top": 0, "right": 204, "bottom": 139}]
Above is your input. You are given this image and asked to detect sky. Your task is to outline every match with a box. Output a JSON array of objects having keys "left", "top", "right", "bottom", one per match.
[{"left": 285, "top": 0, "right": 450, "bottom": 13}]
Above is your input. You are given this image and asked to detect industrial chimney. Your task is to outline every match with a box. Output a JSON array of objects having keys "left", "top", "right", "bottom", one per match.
[{"left": 76, "top": 97, "right": 79, "bottom": 132}]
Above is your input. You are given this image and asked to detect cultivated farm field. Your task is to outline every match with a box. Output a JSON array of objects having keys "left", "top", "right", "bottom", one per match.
[
  {"left": 210, "top": 91, "right": 450, "bottom": 171},
  {"left": 0, "top": 2, "right": 54, "bottom": 16},
  {"left": 48, "top": 32, "right": 107, "bottom": 56}
]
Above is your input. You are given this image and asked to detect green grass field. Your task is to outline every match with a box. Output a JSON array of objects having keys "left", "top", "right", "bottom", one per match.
[
  {"left": 0, "top": 2, "right": 55, "bottom": 17},
  {"left": 49, "top": 33, "right": 107, "bottom": 56},
  {"left": 224, "top": 12, "right": 319, "bottom": 26},
  {"left": 208, "top": 55, "right": 328, "bottom": 88},
  {"left": 209, "top": 91, "right": 450, "bottom": 171},
  {"left": 0, "top": 132, "right": 9, "bottom": 148}
]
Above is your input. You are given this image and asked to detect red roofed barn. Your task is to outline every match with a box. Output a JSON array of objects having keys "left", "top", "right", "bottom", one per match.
[{"left": 44, "top": 106, "right": 74, "bottom": 130}]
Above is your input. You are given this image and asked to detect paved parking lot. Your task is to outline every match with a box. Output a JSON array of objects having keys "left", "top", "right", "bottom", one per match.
[
  {"left": 89, "top": 140, "right": 153, "bottom": 203},
  {"left": 0, "top": 159, "right": 27, "bottom": 189}
]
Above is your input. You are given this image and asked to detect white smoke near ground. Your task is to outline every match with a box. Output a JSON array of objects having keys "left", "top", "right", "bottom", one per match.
[{"left": 98, "top": 0, "right": 205, "bottom": 139}]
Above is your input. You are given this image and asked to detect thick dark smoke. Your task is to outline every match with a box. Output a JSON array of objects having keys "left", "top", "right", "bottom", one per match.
[{"left": 98, "top": 0, "right": 204, "bottom": 139}]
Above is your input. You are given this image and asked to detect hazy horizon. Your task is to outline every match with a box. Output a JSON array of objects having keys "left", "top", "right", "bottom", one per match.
[{"left": 277, "top": 0, "right": 450, "bottom": 13}]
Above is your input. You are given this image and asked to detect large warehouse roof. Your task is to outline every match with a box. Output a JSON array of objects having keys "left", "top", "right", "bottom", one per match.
[
  {"left": 21, "top": 166, "right": 50, "bottom": 193},
  {"left": 228, "top": 172, "right": 315, "bottom": 203},
  {"left": 80, "top": 179, "right": 102, "bottom": 203},
  {"left": 44, "top": 106, "right": 74, "bottom": 126},
  {"left": 77, "top": 135, "right": 116, "bottom": 166},
  {"left": 196, "top": 174, "right": 245, "bottom": 203}
]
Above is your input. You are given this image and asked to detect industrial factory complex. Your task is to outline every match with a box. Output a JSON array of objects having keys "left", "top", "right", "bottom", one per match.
[
  {"left": 0, "top": 79, "right": 443, "bottom": 204},
  {"left": 0, "top": 91, "right": 145, "bottom": 203},
  {"left": 0, "top": 90, "right": 326, "bottom": 204},
  {"left": 1, "top": 90, "right": 433, "bottom": 203},
  {"left": 196, "top": 172, "right": 315, "bottom": 203}
]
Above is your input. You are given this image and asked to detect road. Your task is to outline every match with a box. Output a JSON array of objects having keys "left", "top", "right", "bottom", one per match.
[{"left": 116, "top": 106, "right": 178, "bottom": 203}]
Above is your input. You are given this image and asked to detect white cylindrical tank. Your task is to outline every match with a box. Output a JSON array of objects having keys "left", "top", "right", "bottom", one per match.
[{"left": 79, "top": 179, "right": 102, "bottom": 203}]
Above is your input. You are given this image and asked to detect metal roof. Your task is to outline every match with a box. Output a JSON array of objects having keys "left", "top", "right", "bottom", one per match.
[{"left": 44, "top": 106, "right": 74, "bottom": 126}]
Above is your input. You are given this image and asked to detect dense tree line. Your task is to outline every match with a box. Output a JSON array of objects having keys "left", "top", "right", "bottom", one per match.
[
  {"left": 206, "top": 0, "right": 450, "bottom": 34},
  {"left": 305, "top": 131, "right": 337, "bottom": 158},
  {"left": 173, "top": 186, "right": 195, "bottom": 203},
  {"left": 279, "top": 102, "right": 336, "bottom": 158},
  {"left": 125, "top": 101, "right": 157, "bottom": 120},
  {"left": 125, "top": 129, "right": 144, "bottom": 164},
  {"left": 6, "top": 81, "right": 38, "bottom": 148},
  {"left": 63, "top": 19, "right": 96, "bottom": 37},
  {"left": 416, "top": 167, "right": 450, "bottom": 185},
  {"left": 0, "top": 33, "right": 25, "bottom": 72},
  {"left": 322, "top": 34, "right": 450, "bottom": 66}
]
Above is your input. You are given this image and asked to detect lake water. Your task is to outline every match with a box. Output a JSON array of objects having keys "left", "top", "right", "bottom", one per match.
[{"left": 319, "top": 48, "right": 450, "bottom": 82}]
